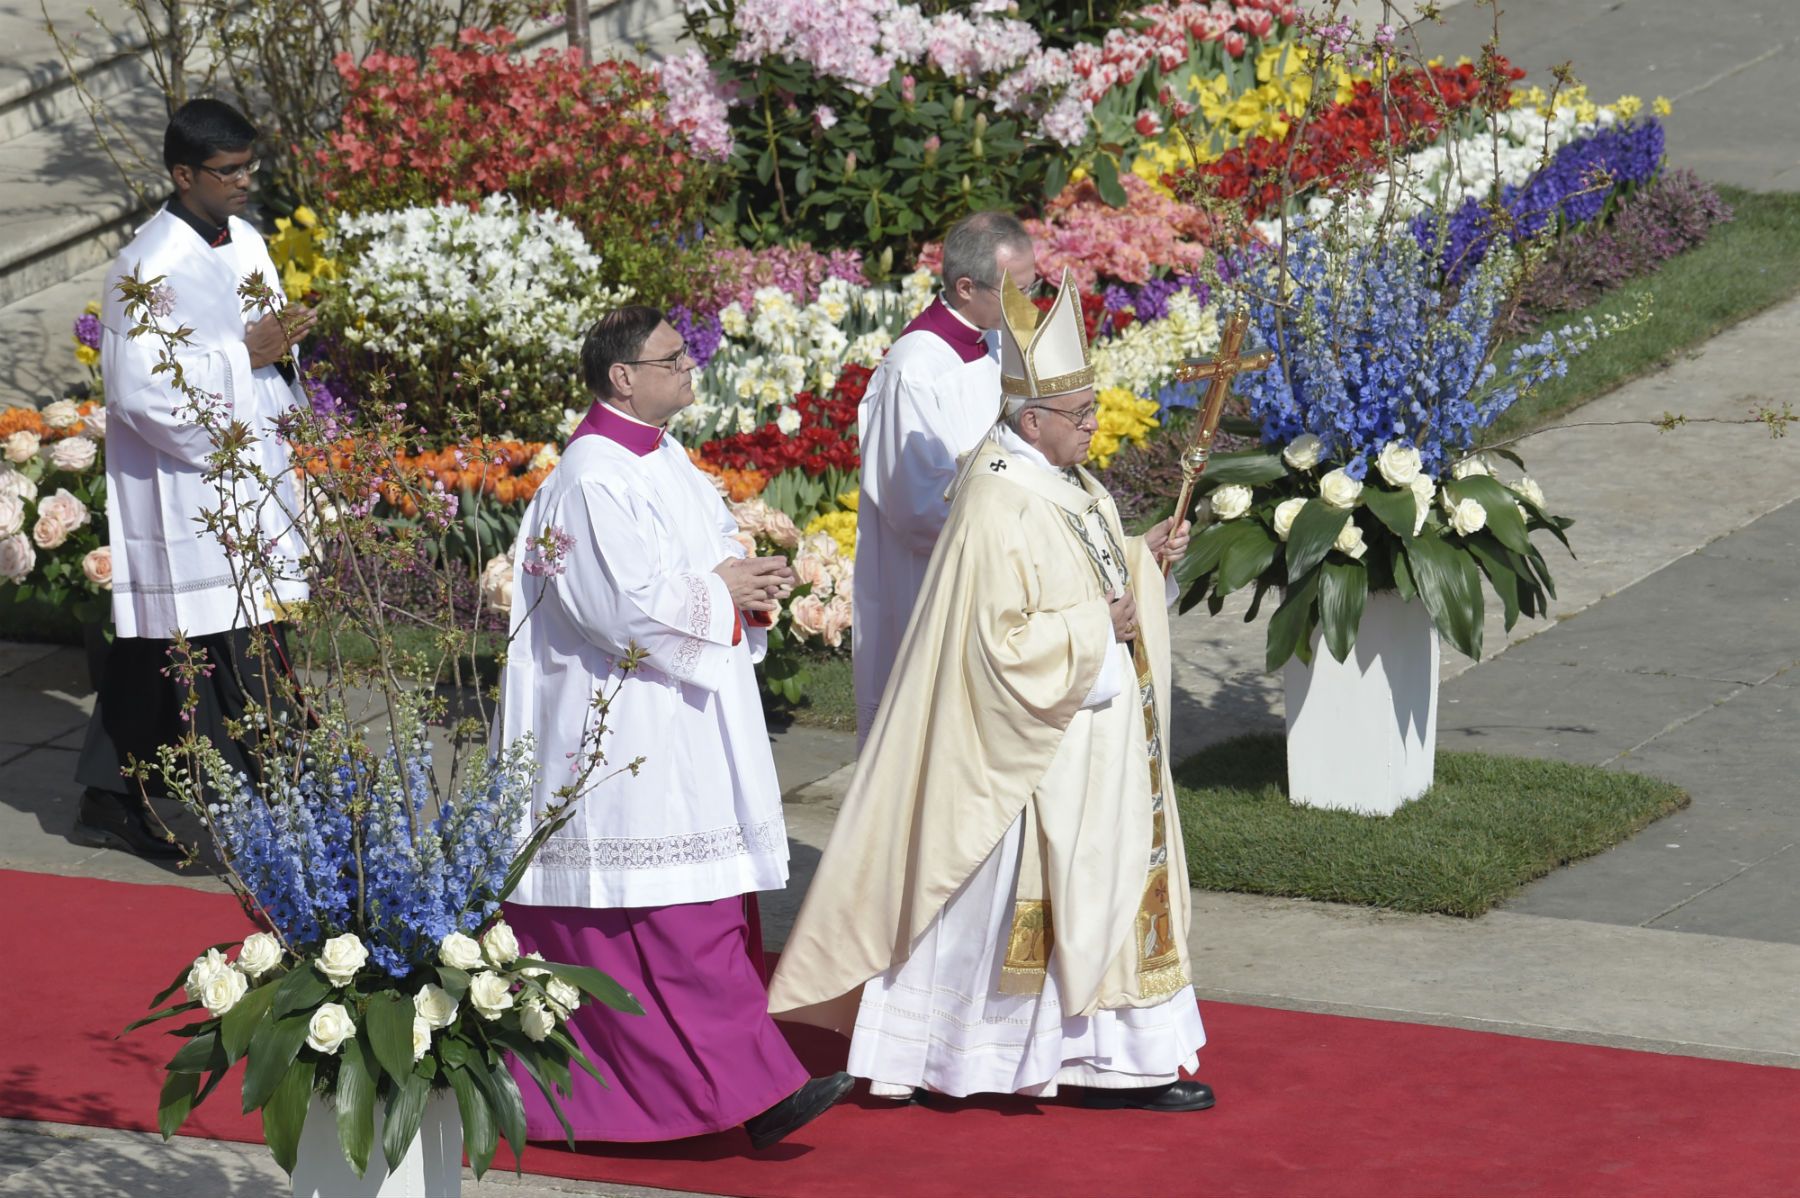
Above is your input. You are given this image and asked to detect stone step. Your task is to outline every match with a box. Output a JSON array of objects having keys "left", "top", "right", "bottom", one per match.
[
  {"left": 0, "top": 260, "right": 108, "bottom": 408},
  {"left": 0, "top": 0, "right": 148, "bottom": 142}
]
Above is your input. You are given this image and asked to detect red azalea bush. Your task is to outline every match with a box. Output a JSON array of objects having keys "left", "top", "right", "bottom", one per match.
[
  {"left": 701, "top": 364, "right": 869, "bottom": 476},
  {"left": 313, "top": 29, "right": 715, "bottom": 302},
  {"left": 1185, "top": 58, "right": 1521, "bottom": 219}
]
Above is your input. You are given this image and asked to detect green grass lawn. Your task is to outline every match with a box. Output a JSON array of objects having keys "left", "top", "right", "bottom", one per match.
[
  {"left": 1490, "top": 187, "right": 1800, "bottom": 438},
  {"left": 768, "top": 652, "right": 857, "bottom": 732},
  {"left": 1174, "top": 733, "right": 1688, "bottom": 916}
]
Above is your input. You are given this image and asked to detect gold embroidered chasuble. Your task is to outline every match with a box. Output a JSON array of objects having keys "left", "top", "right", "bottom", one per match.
[{"left": 767, "top": 439, "right": 1191, "bottom": 1033}]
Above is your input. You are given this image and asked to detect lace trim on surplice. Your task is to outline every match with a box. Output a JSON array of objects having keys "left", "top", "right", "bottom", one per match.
[
  {"left": 534, "top": 813, "right": 786, "bottom": 872},
  {"left": 669, "top": 572, "right": 713, "bottom": 680}
]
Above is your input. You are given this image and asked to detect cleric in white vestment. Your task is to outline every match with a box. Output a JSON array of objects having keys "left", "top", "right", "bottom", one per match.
[
  {"left": 770, "top": 272, "right": 1213, "bottom": 1114},
  {"left": 852, "top": 210, "right": 1038, "bottom": 743},
  {"left": 74, "top": 99, "right": 312, "bottom": 858},
  {"left": 495, "top": 307, "right": 852, "bottom": 1148}
]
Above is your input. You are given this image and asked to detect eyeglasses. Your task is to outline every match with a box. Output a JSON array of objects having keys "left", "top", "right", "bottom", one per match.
[
  {"left": 195, "top": 159, "right": 261, "bottom": 183},
  {"left": 978, "top": 277, "right": 1046, "bottom": 298},
  {"left": 621, "top": 343, "right": 695, "bottom": 372},
  {"left": 1034, "top": 402, "right": 1098, "bottom": 426}
]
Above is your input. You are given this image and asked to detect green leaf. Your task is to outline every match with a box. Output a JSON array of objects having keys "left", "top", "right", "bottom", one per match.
[
  {"left": 1283, "top": 500, "right": 1351, "bottom": 586},
  {"left": 1174, "top": 519, "right": 1262, "bottom": 590},
  {"left": 439, "top": 1036, "right": 471, "bottom": 1070},
  {"left": 146, "top": 943, "right": 236, "bottom": 1010},
  {"left": 158, "top": 1070, "right": 200, "bottom": 1140},
  {"left": 1447, "top": 475, "right": 1530, "bottom": 554},
  {"left": 241, "top": 1012, "right": 311, "bottom": 1113},
  {"left": 1318, "top": 559, "right": 1370, "bottom": 664},
  {"left": 1265, "top": 568, "right": 1322, "bottom": 672},
  {"left": 435, "top": 966, "right": 471, "bottom": 1002},
  {"left": 1216, "top": 523, "right": 1279, "bottom": 595},
  {"left": 1090, "top": 153, "right": 1128, "bottom": 207},
  {"left": 1404, "top": 531, "right": 1484, "bottom": 660},
  {"left": 468, "top": 1054, "right": 529, "bottom": 1167},
  {"left": 449, "top": 1064, "right": 499, "bottom": 1179},
  {"left": 262, "top": 1056, "right": 316, "bottom": 1176},
  {"left": 1362, "top": 484, "right": 1419, "bottom": 541},
  {"left": 381, "top": 1072, "right": 432, "bottom": 1173},
  {"left": 1392, "top": 543, "right": 1417, "bottom": 602},
  {"left": 754, "top": 148, "right": 774, "bottom": 185},
  {"left": 1199, "top": 450, "right": 1287, "bottom": 488},
  {"left": 1466, "top": 535, "right": 1522, "bottom": 630},
  {"left": 536, "top": 961, "right": 644, "bottom": 1016},
  {"left": 335, "top": 1035, "right": 377, "bottom": 1178},
  {"left": 221, "top": 982, "right": 278, "bottom": 1063},
  {"left": 272, "top": 964, "right": 330, "bottom": 1017},
  {"left": 365, "top": 992, "right": 416, "bottom": 1085},
  {"left": 549, "top": 1029, "right": 610, "bottom": 1089},
  {"left": 124, "top": 1000, "right": 203, "bottom": 1034},
  {"left": 1044, "top": 155, "right": 1069, "bottom": 201},
  {"left": 168, "top": 1027, "right": 226, "bottom": 1075}
]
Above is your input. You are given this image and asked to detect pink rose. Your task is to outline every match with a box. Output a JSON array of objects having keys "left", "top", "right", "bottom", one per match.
[
  {"left": 730, "top": 499, "right": 770, "bottom": 539},
  {"left": 0, "top": 494, "right": 21, "bottom": 538},
  {"left": 0, "top": 532, "right": 35, "bottom": 582},
  {"left": 832, "top": 569, "right": 854, "bottom": 605},
  {"left": 729, "top": 529, "right": 757, "bottom": 556},
  {"left": 4, "top": 431, "right": 39, "bottom": 464},
  {"left": 478, "top": 553, "right": 514, "bottom": 614},
  {"left": 762, "top": 509, "right": 801, "bottom": 549},
  {"left": 793, "top": 550, "right": 832, "bottom": 596},
  {"left": 821, "top": 594, "right": 852, "bottom": 650},
  {"left": 32, "top": 511, "right": 70, "bottom": 549},
  {"left": 787, "top": 594, "right": 828, "bottom": 642},
  {"left": 46, "top": 436, "right": 98, "bottom": 473},
  {"left": 37, "top": 488, "right": 91, "bottom": 531},
  {"left": 81, "top": 546, "right": 112, "bottom": 589}
]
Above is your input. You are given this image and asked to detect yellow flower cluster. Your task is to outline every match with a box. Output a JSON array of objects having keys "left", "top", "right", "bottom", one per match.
[
  {"left": 1133, "top": 45, "right": 1361, "bottom": 191},
  {"left": 1510, "top": 83, "right": 1671, "bottom": 124},
  {"left": 835, "top": 489, "right": 859, "bottom": 513},
  {"left": 73, "top": 299, "right": 100, "bottom": 368},
  {"left": 267, "top": 205, "right": 338, "bottom": 298},
  {"left": 804, "top": 508, "right": 857, "bottom": 555},
  {"left": 1087, "top": 387, "right": 1161, "bottom": 469}
]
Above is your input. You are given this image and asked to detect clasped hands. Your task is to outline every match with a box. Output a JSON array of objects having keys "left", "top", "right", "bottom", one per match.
[
  {"left": 245, "top": 304, "right": 319, "bottom": 369},
  {"left": 715, "top": 555, "right": 796, "bottom": 613}
]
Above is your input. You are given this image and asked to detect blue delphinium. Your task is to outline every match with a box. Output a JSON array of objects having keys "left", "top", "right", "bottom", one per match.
[{"left": 207, "top": 726, "right": 536, "bottom": 976}]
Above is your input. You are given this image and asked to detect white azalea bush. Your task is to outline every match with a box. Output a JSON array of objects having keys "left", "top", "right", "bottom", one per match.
[{"left": 325, "top": 195, "right": 633, "bottom": 440}]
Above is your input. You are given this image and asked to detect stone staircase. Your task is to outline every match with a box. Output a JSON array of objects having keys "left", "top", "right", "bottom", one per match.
[{"left": 0, "top": 0, "right": 684, "bottom": 409}]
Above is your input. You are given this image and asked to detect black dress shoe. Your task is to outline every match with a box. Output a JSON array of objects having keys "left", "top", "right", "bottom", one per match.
[
  {"left": 744, "top": 1072, "right": 856, "bottom": 1150},
  {"left": 72, "top": 789, "right": 186, "bottom": 859},
  {"left": 1079, "top": 1080, "right": 1215, "bottom": 1112}
]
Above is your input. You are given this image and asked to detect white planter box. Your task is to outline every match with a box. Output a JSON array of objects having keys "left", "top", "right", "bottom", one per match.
[
  {"left": 1282, "top": 592, "right": 1439, "bottom": 816},
  {"left": 293, "top": 1090, "right": 462, "bottom": 1198}
]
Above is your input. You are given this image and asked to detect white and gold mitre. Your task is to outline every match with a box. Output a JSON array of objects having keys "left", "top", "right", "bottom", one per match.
[{"left": 997, "top": 267, "right": 1094, "bottom": 404}]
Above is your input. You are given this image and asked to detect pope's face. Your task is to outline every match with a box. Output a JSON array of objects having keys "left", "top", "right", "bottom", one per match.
[{"left": 1020, "top": 387, "right": 1098, "bottom": 468}]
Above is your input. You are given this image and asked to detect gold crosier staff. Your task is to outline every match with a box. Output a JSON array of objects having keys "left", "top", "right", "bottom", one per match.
[{"left": 1161, "top": 315, "right": 1274, "bottom": 576}]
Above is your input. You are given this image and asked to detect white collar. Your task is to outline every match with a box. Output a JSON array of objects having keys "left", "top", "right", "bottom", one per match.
[
  {"left": 605, "top": 402, "right": 664, "bottom": 431},
  {"left": 938, "top": 293, "right": 985, "bottom": 333},
  {"left": 996, "top": 424, "right": 1068, "bottom": 477}
]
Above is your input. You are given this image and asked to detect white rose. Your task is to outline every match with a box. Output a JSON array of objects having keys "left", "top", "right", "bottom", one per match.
[
  {"left": 0, "top": 533, "right": 35, "bottom": 583},
  {"left": 82, "top": 546, "right": 113, "bottom": 589},
  {"left": 480, "top": 921, "right": 520, "bottom": 967},
  {"left": 1211, "top": 484, "right": 1253, "bottom": 520},
  {"left": 478, "top": 554, "right": 514, "bottom": 614},
  {"left": 0, "top": 469, "right": 36, "bottom": 502},
  {"left": 516, "top": 952, "right": 551, "bottom": 978},
  {"left": 1318, "top": 468, "right": 1363, "bottom": 510},
  {"left": 305, "top": 1002, "right": 356, "bottom": 1055},
  {"left": 4, "top": 431, "right": 39, "bottom": 463},
  {"left": 0, "top": 494, "right": 21, "bottom": 538},
  {"left": 519, "top": 1000, "right": 554, "bottom": 1043},
  {"left": 236, "top": 932, "right": 283, "bottom": 980},
  {"left": 1450, "top": 455, "right": 1491, "bottom": 479},
  {"left": 412, "top": 1015, "right": 433, "bottom": 1063},
  {"left": 1375, "top": 441, "right": 1422, "bottom": 487},
  {"left": 31, "top": 512, "right": 69, "bottom": 550},
  {"left": 185, "top": 948, "right": 233, "bottom": 1002},
  {"left": 46, "top": 436, "right": 98, "bottom": 473},
  {"left": 413, "top": 982, "right": 459, "bottom": 1030},
  {"left": 314, "top": 932, "right": 368, "bottom": 986},
  {"left": 199, "top": 966, "right": 249, "bottom": 1017},
  {"left": 1272, "top": 497, "right": 1306, "bottom": 541},
  {"left": 467, "top": 971, "right": 514, "bottom": 1021},
  {"left": 82, "top": 408, "right": 106, "bottom": 439},
  {"left": 439, "top": 932, "right": 484, "bottom": 971},
  {"left": 37, "top": 488, "right": 90, "bottom": 529},
  {"left": 1334, "top": 520, "right": 1368, "bottom": 560},
  {"left": 545, "top": 977, "right": 581, "bottom": 1017},
  {"left": 1513, "top": 476, "right": 1546, "bottom": 510},
  {"left": 1282, "top": 434, "right": 1323, "bottom": 471},
  {"left": 1449, "top": 496, "right": 1488, "bottom": 535},
  {"left": 1410, "top": 475, "right": 1436, "bottom": 536},
  {"left": 41, "top": 400, "right": 80, "bottom": 429}
]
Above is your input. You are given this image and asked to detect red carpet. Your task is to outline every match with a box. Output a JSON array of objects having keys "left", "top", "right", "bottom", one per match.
[{"left": 3, "top": 868, "right": 1795, "bottom": 1197}]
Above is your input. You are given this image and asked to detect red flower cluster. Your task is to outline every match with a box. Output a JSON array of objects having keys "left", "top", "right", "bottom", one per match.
[
  {"left": 1185, "top": 59, "right": 1522, "bottom": 219},
  {"left": 1033, "top": 291, "right": 1134, "bottom": 341},
  {"left": 700, "top": 364, "right": 870, "bottom": 477},
  {"left": 314, "top": 29, "right": 708, "bottom": 254}
]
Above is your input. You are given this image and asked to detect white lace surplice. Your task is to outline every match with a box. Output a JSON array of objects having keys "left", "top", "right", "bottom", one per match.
[{"left": 497, "top": 430, "right": 789, "bottom": 910}]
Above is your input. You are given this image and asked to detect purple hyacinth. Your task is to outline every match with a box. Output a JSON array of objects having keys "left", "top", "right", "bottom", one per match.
[
  {"left": 73, "top": 311, "right": 101, "bottom": 349},
  {"left": 668, "top": 304, "right": 725, "bottom": 371}
]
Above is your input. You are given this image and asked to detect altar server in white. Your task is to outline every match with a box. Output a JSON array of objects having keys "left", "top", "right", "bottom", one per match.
[
  {"left": 852, "top": 210, "right": 1038, "bottom": 742},
  {"left": 770, "top": 271, "right": 1209, "bottom": 1113},
  {"left": 495, "top": 306, "right": 852, "bottom": 1148},
  {"left": 74, "top": 99, "right": 313, "bottom": 858}
]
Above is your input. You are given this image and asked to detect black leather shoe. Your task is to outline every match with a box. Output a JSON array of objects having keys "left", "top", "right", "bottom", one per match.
[
  {"left": 1079, "top": 1080, "right": 1215, "bottom": 1112},
  {"left": 744, "top": 1072, "right": 856, "bottom": 1150},
  {"left": 72, "top": 789, "right": 186, "bottom": 859}
]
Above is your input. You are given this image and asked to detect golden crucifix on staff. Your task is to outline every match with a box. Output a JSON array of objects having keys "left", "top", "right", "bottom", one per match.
[{"left": 1163, "top": 315, "right": 1275, "bottom": 576}]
